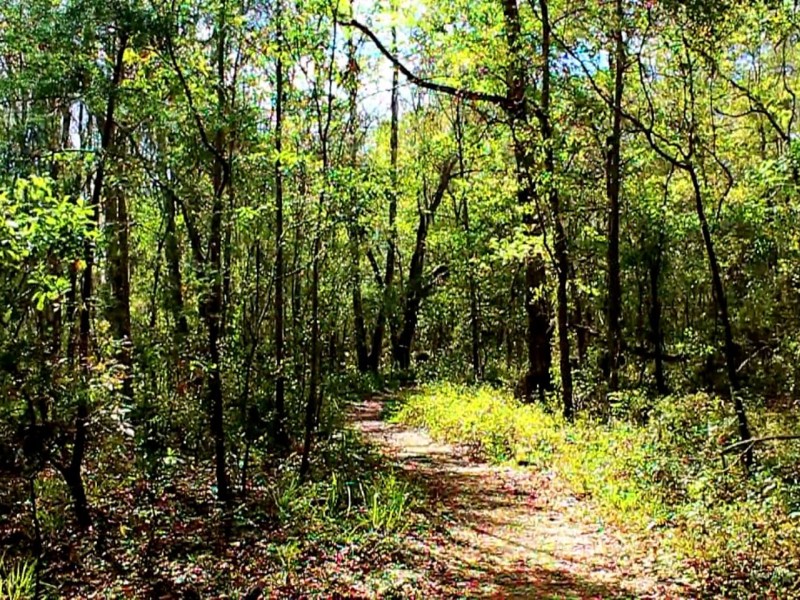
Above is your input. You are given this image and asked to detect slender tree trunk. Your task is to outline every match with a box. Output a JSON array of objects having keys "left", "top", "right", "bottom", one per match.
[
  {"left": 221, "top": 185, "right": 234, "bottom": 337},
  {"left": 538, "top": 0, "right": 573, "bottom": 420},
  {"left": 368, "top": 20, "right": 399, "bottom": 373},
  {"left": 391, "top": 159, "right": 455, "bottom": 370},
  {"left": 273, "top": 4, "right": 290, "bottom": 448},
  {"left": 455, "top": 103, "right": 482, "bottom": 380},
  {"left": 69, "top": 31, "right": 128, "bottom": 529},
  {"left": 291, "top": 217, "right": 304, "bottom": 384},
  {"left": 346, "top": 35, "right": 369, "bottom": 373},
  {"left": 302, "top": 22, "right": 338, "bottom": 477},
  {"left": 206, "top": 10, "right": 230, "bottom": 504},
  {"left": 648, "top": 248, "right": 667, "bottom": 395},
  {"left": 606, "top": 0, "right": 625, "bottom": 393},
  {"left": 688, "top": 168, "right": 752, "bottom": 466},
  {"left": 301, "top": 200, "right": 322, "bottom": 478}
]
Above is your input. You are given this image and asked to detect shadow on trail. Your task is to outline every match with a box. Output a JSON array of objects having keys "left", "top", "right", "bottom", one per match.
[{"left": 351, "top": 397, "right": 662, "bottom": 599}]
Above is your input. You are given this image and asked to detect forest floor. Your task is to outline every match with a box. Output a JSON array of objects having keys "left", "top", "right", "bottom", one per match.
[{"left": 351, "top": 394, "right": 696, "bottom": 599}]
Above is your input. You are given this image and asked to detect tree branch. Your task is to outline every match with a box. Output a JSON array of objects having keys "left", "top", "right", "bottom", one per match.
[
  {"left": 722, "top": 435, "right": 800, "bottom": 455},
  {"left": 340, "top": 19, "right": 509, "bottom": 106}
]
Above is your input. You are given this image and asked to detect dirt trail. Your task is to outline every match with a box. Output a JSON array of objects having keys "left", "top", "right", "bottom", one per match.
[{"left": 351, "top": 398, "right": 694, "bottom": 599}]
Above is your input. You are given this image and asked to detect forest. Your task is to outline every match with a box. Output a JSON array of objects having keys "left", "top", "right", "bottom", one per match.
[{"left": 1, "top": 0, "right": 800, "bottom": 597}]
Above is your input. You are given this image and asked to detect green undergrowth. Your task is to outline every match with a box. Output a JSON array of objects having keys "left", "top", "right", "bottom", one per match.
[
  {"left": 0, "top": 553, "right": 36, "bottom": 600},
  {"left": 6, "top": 418, "right": 426, "bottom": 598},
  {"left": 392, "top": 383, "right": 800, "bottom": 599}
]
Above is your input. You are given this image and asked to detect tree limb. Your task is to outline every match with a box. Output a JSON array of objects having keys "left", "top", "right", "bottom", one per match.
[
  {"left": 340, "top": 19, "right": 510, "bottom": 107},
  {"left": 722, "top": 435, "right": 800, "bottom": 455}
]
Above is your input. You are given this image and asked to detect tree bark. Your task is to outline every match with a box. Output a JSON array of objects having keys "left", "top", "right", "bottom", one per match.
[
  {"left": 206, "top": 8, "right": 231, "bottom": 503},
  {"left": 346, "top": 35, "right": 369, "bottom": 373},
  {"left": 368, "top": 19, "right": 400, "bottom": 374},
  {"left": 105, "top": 157, "right": 134, "bottom": 401},
  {"left": 70, "top": 30, "right": 129, "bottom": 529},
  {"left": 164, "top": 187, "right": 189, "bottom": 342},
  {"left": 648, "top": 247, "right": 667, "bottom": 395},
  {"left": 273, "top": 2, "right": 290, "bottom": 449},
  {"left": 455, "top": 103, "right": 482, "bottom": 380},
  {"left": 688, "top": 168, "right": 752, "bottom": 466},
  {"left": 391, "top": 159, "right": 455, "bottom": 369},
  {"left": 538, "top": 0, "right": 573, "bottom": 420},
  {"left": 606, "top": 0, "right": 625, "bottom": 393},
  {"left": 302, "top": 20, "right": 338, "bottom": 478},
  {"left": 501, "top": 0, "right": 553, "bottom": 402}
]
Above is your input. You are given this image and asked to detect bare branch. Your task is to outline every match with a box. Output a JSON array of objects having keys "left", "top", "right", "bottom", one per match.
[{"left": 340, "top": 19, "right": 509, "bottom": 107}]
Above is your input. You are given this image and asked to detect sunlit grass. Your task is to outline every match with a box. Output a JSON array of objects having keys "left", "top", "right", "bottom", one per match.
[{"left": 394, "top": 383, "right": 800, "bottom": 598}]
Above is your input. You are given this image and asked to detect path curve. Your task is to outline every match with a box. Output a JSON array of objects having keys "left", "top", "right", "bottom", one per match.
[{"left": 351, "top": 397, "right": 694, "bottom": 599}]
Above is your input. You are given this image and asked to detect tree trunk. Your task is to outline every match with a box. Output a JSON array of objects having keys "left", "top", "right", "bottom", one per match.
[
  {"left": 606, "top": 0, "right": 625, "bottom": 393},
  {"left": 368, "top": 21, "right": 400, "bottom": 373},
  {"left": 391, "top": 159, "right": 455, "bottom": 370},
  {"left": 206, "top": 11, "right": 230, "bottom": 504},
  {"left": 501, "top": 0, "right": 552, "bottom": 401},
  {"left": 455, "top": 103, "right": 483, "bottom": 380},
  {"left": 273, "top": 4, "right": 290, "bottom": 448},
  {"left": 70, "top": 30, "right": 128, "bottom": 529},
  {"left": 648, "top": 248, "right": 668, "bottom": 395},
  {"left": 164, "top": 188, "right": 189, "bottom": 342},
  {"left": 689, "top": 168, "right": 752, "bottom": 466},
  {"left": 301, "top": 201, "right": 322, "bottom": 478},
  {"left": 538, "top": 0, "right": 573, "bottom": 420},
  {"left": 346, "top": 35, "right": 369, "bottom": 373},
  {"left": 105, "top": 165, "right": 134, "bottom": 401},
  {"left": 301, "top": 22, "right": 338, "bottom": 477}
]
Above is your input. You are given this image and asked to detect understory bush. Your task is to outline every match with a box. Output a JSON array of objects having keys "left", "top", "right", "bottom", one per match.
[{"left": 394, "top": 383, "right": 800, "bottom": 598}]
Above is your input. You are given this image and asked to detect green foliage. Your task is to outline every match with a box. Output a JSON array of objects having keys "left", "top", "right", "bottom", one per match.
[
  {"left": 358, "top": 472, "right": 413, "bottom": 534},
  {"left": 0, "top": 176, "right": 93, "bottom": 313},
  {"left": 0, "top": 554, "right": 36, "bottom": 600},
  {"left": 4, "top": 0, "right": 800, "bottom": 595},
  {"left": 269, "top": 439, "right": 415, "bottom": 536}
]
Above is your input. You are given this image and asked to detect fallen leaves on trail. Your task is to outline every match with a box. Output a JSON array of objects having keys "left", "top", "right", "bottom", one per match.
[{"left": 354, "top": 397, "right": 697, "bottom": 600}]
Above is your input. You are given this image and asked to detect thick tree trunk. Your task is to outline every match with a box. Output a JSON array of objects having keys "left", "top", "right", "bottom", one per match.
[
  {"left": 164, "top": 188, "right": 189, "bottom": 342},
  {"left": 501, "top": 0, "right": 553, "bottom": 401},
  {"left": 105, "top": 175, "right": 133, "bottom": 401},
  {"left": 350, "top": 237, "right": 369, "bottom": 372}
]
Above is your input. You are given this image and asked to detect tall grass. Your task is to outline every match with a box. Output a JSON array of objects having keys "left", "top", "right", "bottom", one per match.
[{"left": 0, "top": 554, "right": 36, "bottom": 600}]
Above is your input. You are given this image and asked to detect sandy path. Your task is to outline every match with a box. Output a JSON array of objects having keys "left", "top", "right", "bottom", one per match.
[{"left": 351, "top": 398, "right": 694, "bottom": 599}]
